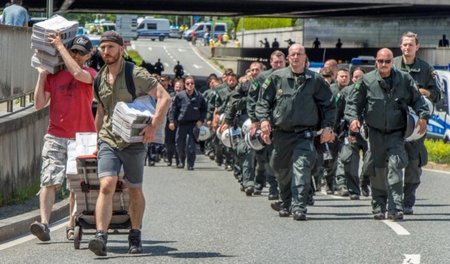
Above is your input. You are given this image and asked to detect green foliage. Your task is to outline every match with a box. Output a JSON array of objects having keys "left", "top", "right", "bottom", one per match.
[
  {"left": 425, "top": 139, "right": 450, "bottom": 164},
  {"left": 236, "top": 17, "right": 294, "bottom": 31},
  {"left": 3, "top": 182, "right": 40, "bottom": 206},
  {"left": 126, "top": 50, "right": 143, "bottom": 66}
]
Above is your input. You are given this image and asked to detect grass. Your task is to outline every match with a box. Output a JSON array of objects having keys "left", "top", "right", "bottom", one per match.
[
  {"left": 425, "top": 139, "right": 450, "bottom": 164},
  {"left": 2, "top": 182, "right": 40, "bottom": 206}
]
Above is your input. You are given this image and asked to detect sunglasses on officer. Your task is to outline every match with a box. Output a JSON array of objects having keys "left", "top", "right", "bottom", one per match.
[{"left": 376, "top": 59, "right": 392, "bottom": 64}]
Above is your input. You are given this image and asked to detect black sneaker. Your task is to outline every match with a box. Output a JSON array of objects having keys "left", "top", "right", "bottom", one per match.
[
  {"left": 270, "top": 201, "right": 282, "bottom": 212},
  {"left": 388, "top": 211, "right": 404, "bottom": 221},
  {"left": 89, "top": 231, "right": 108, "bottom": 256},
  {"left": 245, "top": 186, "right": 254, "bottom": 196},
  {"left": 361, "top": 185, "right": 370, "bottom": 197},
  {"left": 29, "top": 222, "right": 50, "bottom": 241},
  {"left": 373, "top": 212, "right": 386, "bottom": 220},
  {"left": 128, "top": 229, "right": 143, "bottom": 254},
  {"left": 403, "top": 207, "right": 414, "bottom": 215},
  {"left": 293, "top": 211, "right": 307, "bottom": 221}
]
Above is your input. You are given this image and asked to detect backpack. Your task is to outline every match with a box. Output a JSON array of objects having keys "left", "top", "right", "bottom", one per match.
[{"left": 94, "top": 61, "right": 136, "bottom": 107}]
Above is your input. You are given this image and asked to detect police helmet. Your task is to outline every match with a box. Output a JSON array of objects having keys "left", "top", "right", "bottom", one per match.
[
  {"left": 242, "top": 118, "right": 252, "bottom": 135},
  {"left": 404, "top": 109, "right": 426, "bottom": 142},
  {"left": 221, "top": 127, "right": 242, "bottom": 148},
  {"left": 219, "top": 113, "right": 225, "bottom": 124},
  {"left": 244, "top": 130, "right": 266, "bottom": 150},
  {"left": 197, "top": 126, "right": 211, "bottom": 141},
  {"left": 423, "top": 96, "right": 434, "bottom": 115},
  {"left": 359, "top": 123, "right": 369, "bottom": 141}
]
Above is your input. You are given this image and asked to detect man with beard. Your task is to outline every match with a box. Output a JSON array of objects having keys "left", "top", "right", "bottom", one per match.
[{"left": 89, "top": 32, "right": 171, "bottom": 256}]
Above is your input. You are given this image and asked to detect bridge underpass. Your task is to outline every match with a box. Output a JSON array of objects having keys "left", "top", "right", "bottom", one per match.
[{"left": 2, "top": 0, "right": 450, "bottom": 18}]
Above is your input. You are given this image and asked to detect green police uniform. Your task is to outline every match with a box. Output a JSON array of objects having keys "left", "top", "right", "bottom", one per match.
[
  {"left": 345, "top": 68, "right": 430, "bottom": 216},
  {"left": 247, "top": 69, "right": 279, "bottom": 198},
  {"left": 394, "top": 56, "right": 440, "bottom": 212},
  {"left": 256, "top": 67, "right": 335, "bottom": 215}
]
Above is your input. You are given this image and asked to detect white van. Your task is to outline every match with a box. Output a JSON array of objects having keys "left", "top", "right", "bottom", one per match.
[
  {"left": 182, "top": 22, "right": 227, "bottom": 41},
  {"left": 427, "top": 69, "right": 450, "bottom": 142},
  {"left": 137, "top": 18, "right": 170, "bottom": 41}
]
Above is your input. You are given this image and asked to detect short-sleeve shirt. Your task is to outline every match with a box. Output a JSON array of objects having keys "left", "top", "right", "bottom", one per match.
[
  {"left": 2, "top": 4, "right": 29, "bottom": 26},
  {"left": 45, "top": 68, "right": 97, "bottom": 139},
  {"left": 95, "top": 60, "right": 158, "bottom": 149}
]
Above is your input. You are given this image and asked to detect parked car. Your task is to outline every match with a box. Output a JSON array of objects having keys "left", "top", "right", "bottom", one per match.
[{"left": 427, "top": 69, "right": 450, "bottom": 142}]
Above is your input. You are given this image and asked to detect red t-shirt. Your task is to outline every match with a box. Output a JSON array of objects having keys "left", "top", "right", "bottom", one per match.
[{"left": 44, "top": 67, "right": 97, "bottom": 139}]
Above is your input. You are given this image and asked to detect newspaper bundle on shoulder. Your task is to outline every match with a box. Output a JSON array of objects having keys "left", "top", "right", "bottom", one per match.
[
  {"left": 112, "top": 96, "right": 166, "bottom": 144},
  {"left": 30, "top": 15, "right": 78, "bottom": 73}
]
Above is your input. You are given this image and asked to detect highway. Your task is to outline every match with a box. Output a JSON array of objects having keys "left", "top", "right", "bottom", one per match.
[
  {"left": 1, "top": 154, "right": 449, "bottom": 264},
  {"left": 1, "top": 38, "right": 449, "bottom": 264}
]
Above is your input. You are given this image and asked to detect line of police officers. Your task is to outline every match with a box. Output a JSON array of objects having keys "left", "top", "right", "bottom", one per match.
[{"left": 165, "top": 31, "right": 438, "bottom": 222}]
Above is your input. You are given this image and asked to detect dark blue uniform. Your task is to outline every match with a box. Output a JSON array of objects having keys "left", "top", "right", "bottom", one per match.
[{"left": 169, "top": 90, "right": 207, "bottom": 169}]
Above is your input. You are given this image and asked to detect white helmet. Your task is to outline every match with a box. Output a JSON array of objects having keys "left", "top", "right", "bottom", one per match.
[
  {"left": 244, "top": 130, "right": 266, "bottom": 150},
  {"left": 221, "top": 127, "right": 242, "bottom": 148},
  {"left": 219, "top": 113, "right": 225, "bottom": 124},
  {"left": 242, "top": 118, "right": 252, "bottom": 135},
  {"left": 197, "top": 126, "right": 211, "bottom": 141},
  {"left": 423, "top": 96, "right": 434, "bottom": 115},
  {"left": 405, "top": 109, "right": 426, "bottom": 142}
]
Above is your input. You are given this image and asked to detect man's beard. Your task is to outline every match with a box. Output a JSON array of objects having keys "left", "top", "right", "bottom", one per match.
[{"left": 103, "top": 53, "right": 121, "bottom": 65}]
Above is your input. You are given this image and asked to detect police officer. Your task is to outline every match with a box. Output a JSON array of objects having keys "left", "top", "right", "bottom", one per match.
[
  {"left": 247, "top": 50, "right": 286, "bottom": 200},
  {"left": 256, "top": 44, "right": 336, "bottom": 221},
  {"left": 393, "top": 32, "right": 441, "bottom": 215},
  {"left": 346, "top": 48, "right": 429, "bottom": 221},
  {"left": 173, "top": 61, "right": 184, "bottom": 79},
  {"left": 169, "top": 76, "right": 207, "bottom": 170},
  {"left": 154, "top": 58, "right": 165, "bottom": 76}
]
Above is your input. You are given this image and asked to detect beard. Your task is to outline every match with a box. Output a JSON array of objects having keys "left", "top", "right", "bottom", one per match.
[{"left": 102, "top": 52, "right": 121, "bottom": 65}]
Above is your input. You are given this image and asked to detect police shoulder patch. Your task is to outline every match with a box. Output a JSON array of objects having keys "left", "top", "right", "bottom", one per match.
[{"left": 262, "top": 79, "right": 271, "bottom": 90}]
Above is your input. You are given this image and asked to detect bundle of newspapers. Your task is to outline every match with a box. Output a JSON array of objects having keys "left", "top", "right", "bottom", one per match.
[
  {"left": 30, "top": 15, "right": 78, "bottom": 74},
  {"left": 112, "top": 96, "right": 165, "bottom": 144}
]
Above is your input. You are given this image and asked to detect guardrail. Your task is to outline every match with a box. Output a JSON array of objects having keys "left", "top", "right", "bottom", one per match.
[{"left": 0, "top": 25, "right": 37, "bottom": 114}]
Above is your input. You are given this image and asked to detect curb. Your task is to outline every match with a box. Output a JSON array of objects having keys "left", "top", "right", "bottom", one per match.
[{"left": 0, "top": 199, "right": 69, "bottom": 243}]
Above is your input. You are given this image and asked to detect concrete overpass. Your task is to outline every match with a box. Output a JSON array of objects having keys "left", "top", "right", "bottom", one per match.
[{"left": 2, "top": 0, "right": 450, "bottom": 18}]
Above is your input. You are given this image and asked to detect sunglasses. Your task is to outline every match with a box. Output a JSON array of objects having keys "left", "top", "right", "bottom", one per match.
[
  {"left": 70, "top": 49, "right": 88, "bottom": 56},
  {"left": 376, "top": 59, "right": 392, "bottom": 64},
  {"left": 185, "top": 82, "right": 195, "bottom": 85}
]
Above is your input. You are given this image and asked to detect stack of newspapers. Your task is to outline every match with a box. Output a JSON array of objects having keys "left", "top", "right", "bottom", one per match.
[
  {"left": 112, "top": 96, "right": 165, "bottom": 144},
  {"left": 30, "top": 15, "right": 78, "bottom": 74}
]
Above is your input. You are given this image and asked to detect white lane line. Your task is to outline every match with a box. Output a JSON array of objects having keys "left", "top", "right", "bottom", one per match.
[
  {"left": 423, "top": 168, "right": 450, "bottom": 175},
  {"left": 402, "top": 254, "right": 420, "bottom": 264},
  {"left": 148, "top": 47, "right": 152, "bottom": 51},
  {"left": 164, "top": 62, "right": 169, "bottom": 68},
  {"left": 0, "top": 218, "right": 67, "bottom": 251},
  {"left": 178, "top": 48, "right": 186, "bottom": 52},
  {"left": 190, "top": 45, "right": 223, "bottom": 75},
  {"left": 192, "top": 64, "right": 202, "bottom": 69},
  {"left": 382, "top": 220, "right": 410, "bottom": 235}
]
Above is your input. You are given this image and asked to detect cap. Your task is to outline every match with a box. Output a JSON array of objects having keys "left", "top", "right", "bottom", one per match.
[
  {"left": 100, "top": 31, "right": 124, "bottom": 46},
  {"left": 70, "top": 36, "right": 93, "bottom": 55}
]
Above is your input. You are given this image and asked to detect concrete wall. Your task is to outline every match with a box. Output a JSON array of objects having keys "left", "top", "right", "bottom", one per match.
[
  {"left": 0, "top": 25, "right": 37, "bottom": 102},
  {"left": 304, "top": 17, "right": 450, "bottom": 49},
  {"left": 0, "top": 107, "right": 48, "bottom": 202},
  {"left": 236, "top": 26, "right": 303, "bottom": 48}
]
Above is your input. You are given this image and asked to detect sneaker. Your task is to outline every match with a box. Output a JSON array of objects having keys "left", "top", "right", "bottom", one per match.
[
  {"left": 279, "top": 207, "right": 291, "bottom": 217},
  {"left": 89, "top": 231, "right": 108, "bottom": 256},
  {"left": 270, "top": 201, "right": 282, "bottom": 212},
  {"left": 349, "top": 194, "right": 360, "bottom": 200},
  {"left": 388, "top": 211, "right": 404, "bottom": 221},
  {"left": 337, "top": 187, "right": 350, "bottom": 197},
  {"left": 403, "top": 207, "right": 414, "bottom": 215},
  {"left": 245, "top": 186, "right": 254, "bottom": 196},
  {"left": 253, "top": 188, "right": 262, "bottom": 195},
  {"left": 29, "top": 222, "right": 50, "bottom": 241},
  {"left": 293, "top": 211, "right": 307, "bottom": 221},
  {"left": 128, "top": 229, "right": 143, "bottom": 254},
  {"left": 373, "top": 212, "right": 386, "bottom": 220}
]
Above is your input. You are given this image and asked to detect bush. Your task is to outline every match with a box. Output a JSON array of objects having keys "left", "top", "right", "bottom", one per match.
[
  {"left": 236, "top": 18, "right": 294, "bottom": 31},
  {"left": 424, "top": 139, "right": 450, "bottom": 164}
]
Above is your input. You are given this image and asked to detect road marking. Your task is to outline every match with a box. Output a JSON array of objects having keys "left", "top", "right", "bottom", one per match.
[
  {"left": 148, "top": 47, "right": 152, "bottom": 51},
  {"left": 192, "top": 64, "right": 202, "bottom": 69},
  {"left": 423, "top": 168, "right": 450, "bottom": 175},
  {"left": 382, "top": 220, "right": 410, "bottom": 235},
  {"left": 178, "top": 48, "right": 186, "bottom": 52},
  {"left": 131, "top": 43, "right": 136, "bottom": 50},
  {"left": 189, "top": 45, "right": 222, "bottom": 75},
  {"left": 164, "top": 62, "right": 169, "bottom": 67},
  {"left": 0, "top": 218, "right": 67, "bottom": 251},
  {"left": 402, "top": 254, "right": 420, "bottom": 264}
]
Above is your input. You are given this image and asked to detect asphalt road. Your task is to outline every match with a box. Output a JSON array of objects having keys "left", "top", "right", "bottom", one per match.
[
  {"left": 131, "top": 38, "right": 222, "bottom": 78},
  {"left": 1, "top": 154, "right": 449, "bottom": 264}
]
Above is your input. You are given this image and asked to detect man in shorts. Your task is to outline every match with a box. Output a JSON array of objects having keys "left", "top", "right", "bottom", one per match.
[
  {"left": 30, "top": 34, "right": 97, "bottom": 241},
  {"left": 88, "top": 32, "right": 171, "bottom": 256}
]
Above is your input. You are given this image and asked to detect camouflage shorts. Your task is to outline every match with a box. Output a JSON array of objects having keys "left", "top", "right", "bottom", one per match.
[{"left": 40, "top": 134, "right": 71, "bottom": 187}]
